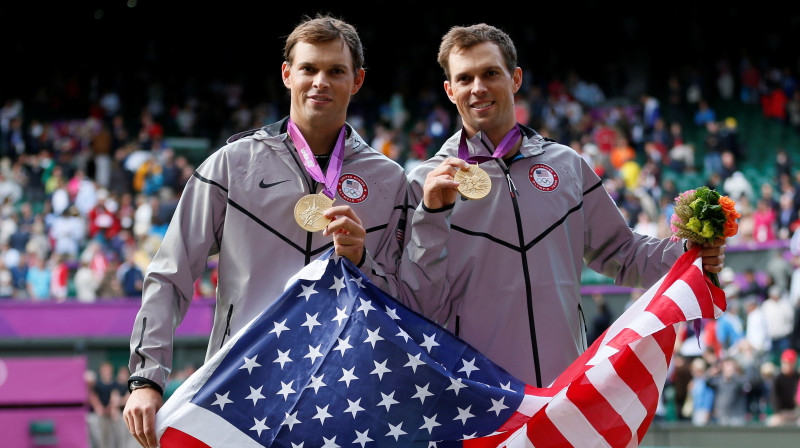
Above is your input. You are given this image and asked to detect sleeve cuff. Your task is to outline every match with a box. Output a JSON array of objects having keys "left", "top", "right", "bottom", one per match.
[{"left": 421, "top": 202, "right": 455, "bottom": 213}]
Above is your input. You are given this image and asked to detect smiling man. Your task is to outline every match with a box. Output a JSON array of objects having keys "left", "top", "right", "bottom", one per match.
[
  {"left": 122, "top": 14, "right": 408, "bottom": 447},
  {"left": 399, "top": 23, "right": 728, "bottom": 389}
]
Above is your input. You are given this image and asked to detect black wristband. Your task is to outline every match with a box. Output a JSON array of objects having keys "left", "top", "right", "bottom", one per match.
[
  {"left": 128, "top": 376, "right": 164, "bottom": 396},
  {"left": 421, "top": 202, "right": 455, "bottom": 213}
]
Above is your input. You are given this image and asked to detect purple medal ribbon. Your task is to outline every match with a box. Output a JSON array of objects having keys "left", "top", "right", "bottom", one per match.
[
  {"left": 287, "top": 118, "right": 346, "bottom": 199},
  {"left": 458, "top": 124, "right": 522, "bottom": 164}
]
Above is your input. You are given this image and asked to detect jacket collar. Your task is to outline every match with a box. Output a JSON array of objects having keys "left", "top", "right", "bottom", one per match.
[{"left": 461, "top": 123, "right": 546, "bottom": 160}]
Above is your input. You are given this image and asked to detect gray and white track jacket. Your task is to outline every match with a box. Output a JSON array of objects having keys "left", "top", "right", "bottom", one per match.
[
  {"left": 128, "top": 118, "right": 408, "bottom": 391},
  {"left": 400, "top": 125, "right": 683, "bottom": 387}
]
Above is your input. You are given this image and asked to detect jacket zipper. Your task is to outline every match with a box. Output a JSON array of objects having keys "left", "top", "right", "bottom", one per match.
[
  {"left": 286, "top": 135, "right": 317, "bottom": 264},
  {"left": 135, "top": 317, "right": 147, "bottom": 369},
  {"left": 220, "top": 305, "right": 233, "bottom": 349},
  {"left": 499, "top": 159, "right": 543, "bottom": 387},
  {"left": 578, "top": 303, "right": 588, "bottom": 351}
]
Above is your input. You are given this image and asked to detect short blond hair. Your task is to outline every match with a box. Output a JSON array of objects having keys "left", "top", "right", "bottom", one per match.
[
  {"left": 284, "top": 14, "right": 364, "bottom": 73},
  {"left": 437, "top": 23, "right": 517, "bottom": 81}
]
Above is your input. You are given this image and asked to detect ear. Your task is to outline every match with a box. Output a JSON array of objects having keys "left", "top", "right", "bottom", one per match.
[
  {"left": 444, "top": 80, "right": 456, "bottom": 104},
  {"left": 351, "top": 68, "right": 365, "bottom": 95},
  {"left": 281, "top": 62, "right": 291, "bottom": 89},
  {"left": 512, "top": 67, "right": 523, "bottom": 94}
]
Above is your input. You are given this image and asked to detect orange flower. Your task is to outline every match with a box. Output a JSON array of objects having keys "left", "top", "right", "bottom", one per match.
[
  {"left": 723, "top": 217, "right": 739, "bottom": 237},
  {"left": 719, "top": 196, "right": 741, "bottom": 219}
]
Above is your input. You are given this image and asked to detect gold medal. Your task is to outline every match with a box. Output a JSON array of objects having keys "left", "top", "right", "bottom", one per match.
[
  {"left": 294, "top": 193, "right": 334, "bottom": 232},
  {"left": 454, "top": 164, "right": 492, "bottom": 200}
]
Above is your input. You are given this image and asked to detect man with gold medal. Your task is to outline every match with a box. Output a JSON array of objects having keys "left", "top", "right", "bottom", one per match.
[
  {"left": 398, "top": 24, "right": 728, "bottom": 391},
  {"left": 123, "top": 15, "right": 408, "bottom": 448}
]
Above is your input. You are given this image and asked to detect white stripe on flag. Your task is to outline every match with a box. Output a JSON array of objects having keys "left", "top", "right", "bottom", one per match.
[
  {"left": 517, "top": 393, "right": 550, "bottom": 417},
  {"left": 624, "top": 311, "right": 664, "bottom": 340},
  {"left": 631, "top": 333, "right": 670, "bottom": 385},
  {"left": 585, "top": 358, "right": 647, "bottom": 430},
  {"left": 665, "top": 279, "right": 702, "bottom": 320},
  {"left": 502, "top": 424, "right": 536, "bottom": 448},
  {"left": 545, "top": 388, "right": 611, "bottom": 448},
  {"left": 588, "top": 345, "right": 619, "bottom": 366},
  {"left": 164, "top": 403, "right": 263, "bottom": 448}
]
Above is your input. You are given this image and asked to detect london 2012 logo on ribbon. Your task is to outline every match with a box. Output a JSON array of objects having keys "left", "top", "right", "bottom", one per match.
[
  {"left": 529, "top": 164, "right": 559, "bottom": 192},
  {"left": 337, "top": 174, "right": 369, "bottom": 203}
]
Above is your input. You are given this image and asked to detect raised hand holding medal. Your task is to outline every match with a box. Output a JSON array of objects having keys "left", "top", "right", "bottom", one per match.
[
  {"left": 288, "top": 119, "right": 346, "bottom": 232},
  {"left": 456, "top": 124, "right": 521, "bottom": 200}
]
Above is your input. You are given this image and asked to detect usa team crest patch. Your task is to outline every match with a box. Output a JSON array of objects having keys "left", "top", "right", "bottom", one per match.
[
  {"left": 529, "top": 163, "right": 559, "bottom": 191},
  {"left": 337, "top": 174, "right": 368, "bottom": 203}
]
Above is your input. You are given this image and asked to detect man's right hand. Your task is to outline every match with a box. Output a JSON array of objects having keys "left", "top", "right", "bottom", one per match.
[
  {"left": 423, "top": 157, "right": 468, "bottom": 209},
  {"left": 123, "top": 387, "right": 163, "bottom": 448}
]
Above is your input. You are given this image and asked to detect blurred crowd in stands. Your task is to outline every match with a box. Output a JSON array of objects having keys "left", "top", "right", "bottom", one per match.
[{"left": 3, "top": 48, "right": 800, "bottom": 429}]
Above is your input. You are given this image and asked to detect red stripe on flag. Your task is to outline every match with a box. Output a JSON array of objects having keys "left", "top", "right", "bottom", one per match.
[
  {"left": 637, "top": 326, "right": 678, "bottom": 443},
  {"left": 610, "top": 345, "right": 660, "bottom": 420},
  {"left": 652, "top": 323, "right": 678, "bottom": 366},
  {"left": 527, "top": 411, "right": 573, "bottom": 448},
  {"left": 566, "top": 380, "right": 633, "bottom": 447},
  {"left": 160, "top": 427, "right": 212, "bottom": 448},
  {"left": 607, "top": 327, "right": 644, "bottom": 351},
  {"left": 643, "top": 288, "right": 688, "bottom": 328},
  {"left": 650, "top": 247, "right": 701, "bottom": 300}
]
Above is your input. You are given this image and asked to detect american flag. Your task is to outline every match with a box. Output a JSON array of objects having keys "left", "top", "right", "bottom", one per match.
[{"left": 156, "top": 247, "right": 724, "bottom": 447}]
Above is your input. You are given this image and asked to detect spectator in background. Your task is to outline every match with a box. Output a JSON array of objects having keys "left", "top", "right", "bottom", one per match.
[
  {"left": 117, "top": 251, "right": 144, "bottom": 298},
  {"left": 90, "top": 361, "right": 124, "bottom": 448},
  {"left": 0, "top": 171, "right": 23, "bottom": 206},
  {"left": 719, "top": 117, "right": 742, "bottom": 161},
  {"left": 688, "top": 357, "right": 715, "bottom": 426},
  {"left": 740, "top": 267, "right": 767, "bottom": 300},
  {"left": 702, "top": 120, "right": 723, "bottom": 176},
  {"left": 722, "top": 171, "right": 755, "bottom": 204},
  {"left": 752, "top": 197, "right": 777, "bottom": 243},
  {"left": 74, "top": 258, "right": 100, "bottom": 303},
  {"left": 25, "top": 252, "right": 51, "bottom": 300},
  {"left": 694, "top": 99, "right": 717, "bottom": 127},
  {"left": 762, "top": 81, "right": 789, "bottom": 123},
  {"left": 588, "top": 294, "right": 612, "bottom": 345},
  {"left": 708, "top": 357, "right": 749, "bottom": 426},
  {"left": 739, "top": 56, "right": 761, "bottom": 104},
  {"left": 744, "top": 296, "right": 772, "bottom": 357},
  {"left": 774, "top": 148, "right": 793, "bottom": 183},
  {"left": 777, "top": 192, "right": 798, "bottom": 239},
  {"left": 0, "top": 258, "right": 14, "bottom": 298},
  {"left": 788, "top": 90, "right": 800, "bottom": 135},
  {"left": 87, "top": 190, "right": 122, "bottom": 243},
  {"left": 767, "top": 348, "right": 800, "bottom": 426},
  {"left": 49, "top": 253, "right": 69, "bottom": 302},
  {"left": 763, "top": 285, "right": 796, "bottom": 361},
  {"left": 718, "top": 150, "right": 737, "bottom": 185},
  {"left": 49, "top": 205, "right": 85, "bottom": 260}
]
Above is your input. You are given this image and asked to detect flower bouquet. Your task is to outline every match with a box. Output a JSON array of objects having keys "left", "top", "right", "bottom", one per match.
[{"left": 669, "top": 186, "right": 741, "bottom": 287}]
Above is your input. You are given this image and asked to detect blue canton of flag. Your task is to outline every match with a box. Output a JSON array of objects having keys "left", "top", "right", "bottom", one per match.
[{"left": 157, "top": 249, "right": 527, "bottom": 447}]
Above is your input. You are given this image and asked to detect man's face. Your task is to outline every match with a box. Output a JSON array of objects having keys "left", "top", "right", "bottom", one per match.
[
  {"left": 444, "top": 42, "right": 521, "bottom": 140},
  {"left": 282, "top": 39, "right": 365, "bottom": 131}
]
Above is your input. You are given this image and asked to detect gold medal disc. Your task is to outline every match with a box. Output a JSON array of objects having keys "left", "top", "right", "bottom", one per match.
[
  {"left": 454, "top": 164, "right": 492, "bottom": 200},
  {"left": 294, "top": 193, "right": 334, "bottom": 232}
]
